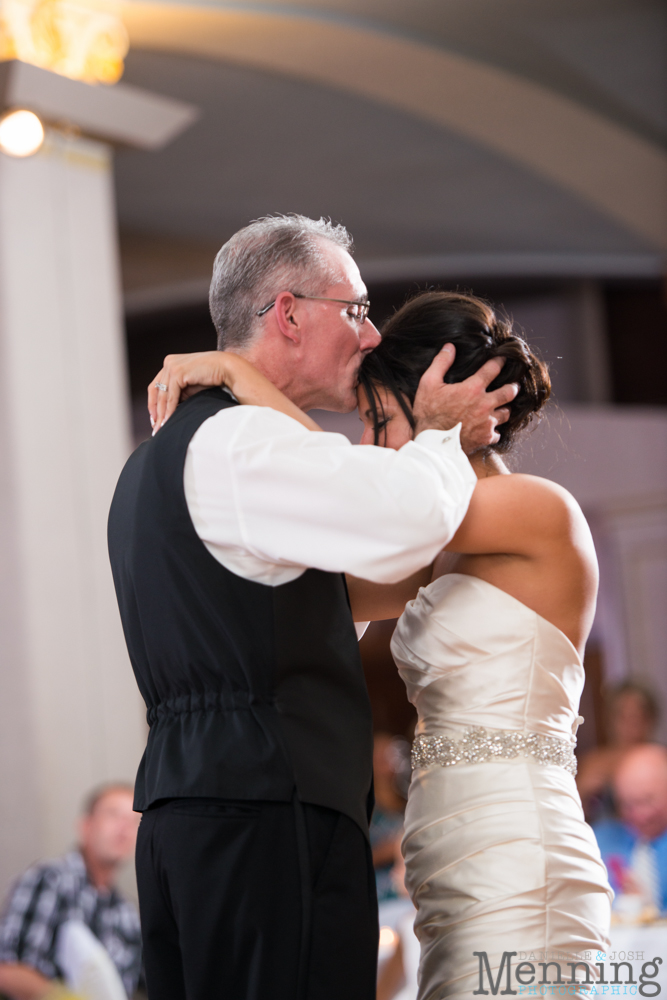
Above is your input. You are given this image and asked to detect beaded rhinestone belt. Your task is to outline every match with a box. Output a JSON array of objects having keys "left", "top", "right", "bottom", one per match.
[{"left": 411, "top": 726, "right": 578, "bottom": 776}]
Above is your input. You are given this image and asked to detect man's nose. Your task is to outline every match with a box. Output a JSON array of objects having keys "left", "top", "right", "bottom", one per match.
[{"left": 360, "top": 319, "right": 381, "bottom": 352}]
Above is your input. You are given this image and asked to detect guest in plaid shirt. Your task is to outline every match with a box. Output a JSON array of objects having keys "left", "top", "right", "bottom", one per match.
[{"left": 0, "top": 784, "right": 142, "bottom": 1000}]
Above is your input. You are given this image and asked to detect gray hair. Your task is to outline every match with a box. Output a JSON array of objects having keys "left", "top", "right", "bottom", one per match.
[{"left": 209, "top": 214, "right": 354, "bottom": 350}]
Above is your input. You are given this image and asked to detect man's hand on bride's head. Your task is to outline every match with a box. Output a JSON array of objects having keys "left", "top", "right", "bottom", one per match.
[
  {"left": 148, "top": 351, "right": 232, "bottom": 433},
  {"left": 412, "top": 344, "right": 519, "bottom": 454}
]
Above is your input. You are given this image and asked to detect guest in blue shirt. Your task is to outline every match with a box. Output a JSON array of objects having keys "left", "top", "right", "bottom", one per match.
[{"left": 594, "top": 743, "right": 667, "bottom": 914}]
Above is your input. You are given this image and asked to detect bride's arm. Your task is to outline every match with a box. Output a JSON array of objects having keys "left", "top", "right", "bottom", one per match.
[
  {"left": 346, "top": 564, "right": 434, "bottom": 622},
  {"left": 148, "top": 351, "right": 321, "bottom": 433}
]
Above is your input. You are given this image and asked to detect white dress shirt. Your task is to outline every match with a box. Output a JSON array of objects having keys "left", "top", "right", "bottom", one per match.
[{"left": 183, "top": 405, "right": 476, "bottom": 593}]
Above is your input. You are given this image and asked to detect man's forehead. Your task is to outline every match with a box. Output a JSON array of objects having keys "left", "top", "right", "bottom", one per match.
[{"left": 323, "top": 244, "right": 367, "bottom": 298}]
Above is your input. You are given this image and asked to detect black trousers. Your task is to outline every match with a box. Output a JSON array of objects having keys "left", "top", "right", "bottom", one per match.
[{"left": 136, "top": 797, "right": 379, "bottom": 1000}]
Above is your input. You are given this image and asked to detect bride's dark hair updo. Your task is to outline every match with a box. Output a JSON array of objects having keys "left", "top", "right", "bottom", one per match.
[{"left": 359, "top": 290, "right": 551, "bottom": 452}]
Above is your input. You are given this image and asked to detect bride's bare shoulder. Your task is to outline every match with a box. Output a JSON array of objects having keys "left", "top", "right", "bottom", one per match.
[
  {"left": 477, "top": 471, "right": 577, "bottom": 501},
  {"left": 449, "top": 469, "right": 594, "bottom": 562},
  {"left": 502, "top": 472, "right": 577, "bottom": 500},
  {"left": 474, "top": 472, "right": 587, "bottom": 533}
]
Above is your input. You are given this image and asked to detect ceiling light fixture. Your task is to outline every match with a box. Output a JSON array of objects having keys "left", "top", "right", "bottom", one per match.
[
  {"left": 0, "top": 0, "right": 129, "bottom": 84},
  {"left": 0, "top": 109, "right": 45, "bottom": 157}
]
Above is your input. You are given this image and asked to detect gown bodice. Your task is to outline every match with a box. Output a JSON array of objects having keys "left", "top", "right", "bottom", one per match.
[{"left": 391, "top": 572, "right": 584, "bottom": 746}]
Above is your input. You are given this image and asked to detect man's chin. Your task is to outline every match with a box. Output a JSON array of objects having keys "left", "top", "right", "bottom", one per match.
[
  {"left": 339, "top": 397, "right": 360, "bottom": 414},
  {"left": 329, "top": 396, "right": 359, "bottom": 414},
  {"left": 312, "top": 389, "right": 358, "bottom": 413},
  {"left": 340, "top": 379, "right": 362, "bottom": 413}
]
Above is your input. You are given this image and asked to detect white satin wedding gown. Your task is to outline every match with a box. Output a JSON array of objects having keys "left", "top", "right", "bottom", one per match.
[{"left": 391, "top": 573, "right": 613, "bottom": 1000}]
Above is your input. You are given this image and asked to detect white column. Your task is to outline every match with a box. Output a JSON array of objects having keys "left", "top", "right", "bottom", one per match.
[{"left": 0, "top": 128, "right": 146, "bottom": 896}]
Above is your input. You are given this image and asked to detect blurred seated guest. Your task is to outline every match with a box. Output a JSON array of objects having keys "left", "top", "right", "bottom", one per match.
[
  {"left": 594, "top": 744, "right": 667, "bottom": 916},
  {"left": 0, "top": 784, "right": 141, "bottom": 1000},
  {"left": 370, "top": 733, "right": 407, "bottom": 902},
  {"left": 577, "top": 680, "right": 659, "bottom": 822}
]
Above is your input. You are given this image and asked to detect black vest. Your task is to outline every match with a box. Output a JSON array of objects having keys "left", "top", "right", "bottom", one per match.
[{"left": 108, "top": 389, "right": 373, "bottom": 834}]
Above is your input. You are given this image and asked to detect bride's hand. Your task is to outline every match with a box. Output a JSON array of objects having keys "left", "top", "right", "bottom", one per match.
[
  {"left": 148, "top": 350, "right": 323, "bottom": 434},
  {"left": 148, "top": 351, "right": 248, "bottom": 431}
]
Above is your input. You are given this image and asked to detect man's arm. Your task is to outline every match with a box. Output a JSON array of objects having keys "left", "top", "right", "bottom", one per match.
[
  {"left": 176, "top": 344, "right": 516, "bottom": 584},
  {"left": 187, "top": 407, "right": 477, "bottom": 584}
]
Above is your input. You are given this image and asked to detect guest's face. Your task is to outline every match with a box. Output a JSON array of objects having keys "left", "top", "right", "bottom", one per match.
[
  {"left": 79, "top": 789, "right": 141, "bottom": 866},
  {"left": 616, "top": 770, "right": 667, "bottom": 842},
  {"left": 296, "top": 245, "right": 381, "bottom": 411},
  {"left": 357, "top": 385, "right": 413, "bottom": 449}
]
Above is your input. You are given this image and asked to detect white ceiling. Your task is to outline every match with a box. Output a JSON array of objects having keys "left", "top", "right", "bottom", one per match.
[{"left": 115, "top": 0, "right": 667, "bottom": 288}]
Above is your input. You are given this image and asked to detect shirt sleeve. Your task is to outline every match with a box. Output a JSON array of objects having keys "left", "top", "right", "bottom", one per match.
[{"left": 186, "top": 405, "right": 477, "bottom": 585}]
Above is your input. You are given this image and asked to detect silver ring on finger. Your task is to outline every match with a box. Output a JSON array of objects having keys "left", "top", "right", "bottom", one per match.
[{"left": 155, "top": 382, "right": 168, "bottom": 392}]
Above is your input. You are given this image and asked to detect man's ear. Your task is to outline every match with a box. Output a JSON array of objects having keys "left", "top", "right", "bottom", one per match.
[{"left": 273, "top": 291, "right": 301, "bottom": 344}]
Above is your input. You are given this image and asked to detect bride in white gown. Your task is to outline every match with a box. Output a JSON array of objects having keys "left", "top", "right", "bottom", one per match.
[
  {"left": 148, "top": 288, "right": 613, "bottom": 999},
  {"left": 350, "top": 291, "right": 613, "bottom": 998}
]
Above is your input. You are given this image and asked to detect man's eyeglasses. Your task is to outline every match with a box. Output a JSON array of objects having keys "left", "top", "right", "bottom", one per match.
[{"left": 256, "top": 293, "right": 371, "bottom": 324}]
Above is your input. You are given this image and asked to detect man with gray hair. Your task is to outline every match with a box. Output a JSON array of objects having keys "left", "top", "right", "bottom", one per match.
[
  {"left": 204, "top": 215, "right": 377, "bottom": 411},
  {"left": 109, "top": 214, "right": 516, "bottom": 1000}
]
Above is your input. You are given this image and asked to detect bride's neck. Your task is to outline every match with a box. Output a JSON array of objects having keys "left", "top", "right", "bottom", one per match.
[{"left": 469, "top": 450, "right": 511, "bottom": 480}]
